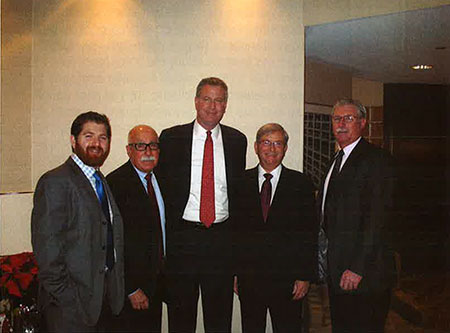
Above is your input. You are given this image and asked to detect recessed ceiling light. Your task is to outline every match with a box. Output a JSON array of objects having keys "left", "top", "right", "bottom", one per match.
[{"left": 411, "top": 64, "right": 433, "bottom": 70}]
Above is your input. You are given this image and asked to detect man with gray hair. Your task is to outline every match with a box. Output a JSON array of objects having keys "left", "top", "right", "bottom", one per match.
[
  {"left": 319, "top": 99, "right": 396, "bottom": 332},
  {"left": 235, "top": 123, "right": 317, "bottom": 332}
]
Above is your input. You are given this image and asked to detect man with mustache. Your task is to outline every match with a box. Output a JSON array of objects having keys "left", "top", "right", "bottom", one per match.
[
  {"left": 107, "top": 125, "right": 166, "bottom": 332},
  {"left": 32, "top": 111, "right": 124, "bottom": 332},
  {"left": 318, "top": 99, "right": 396, "bottom": 332}
]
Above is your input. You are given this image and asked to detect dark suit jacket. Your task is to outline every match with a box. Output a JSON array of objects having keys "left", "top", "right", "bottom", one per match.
[
  {"left": 235, "top": 166, "right": 318, "bottom": 291},
  {"left": 319, "top": 138, "right": 396, "bottom": 294},
  {"left": 106, "top": 160, "right": 163, "bottom": 299},
  {"left": 31, "top": 157, "right": 124, "bottom": 326},
  {"left": 157, "top": 121, "right": 247, "bottom": 234}
]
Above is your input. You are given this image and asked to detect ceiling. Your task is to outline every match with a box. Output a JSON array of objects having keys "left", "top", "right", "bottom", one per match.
[{"left": 305, "top": 5, "right": 450, "bottom": 85}]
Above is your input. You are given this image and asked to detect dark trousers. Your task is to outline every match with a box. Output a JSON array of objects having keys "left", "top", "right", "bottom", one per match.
[
  {"left": 111, "top": 272, "right": 167, "bottom": 332},
  {"left": 328, "top": 287, "right": 391, "bottom": 333},
  {"left": 167, "top": 220, "right": 234, "bottom": 333},
  {"left": 239, "top": 279, "right": 303, "bottom": 333}
]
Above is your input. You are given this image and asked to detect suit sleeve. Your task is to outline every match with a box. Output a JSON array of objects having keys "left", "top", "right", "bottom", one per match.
[
  {"left": 31, "top": 175, "right": 78, "bottom": 306},
  {"left": 300, "top": 179, "right": 319, "bottom": 281}
]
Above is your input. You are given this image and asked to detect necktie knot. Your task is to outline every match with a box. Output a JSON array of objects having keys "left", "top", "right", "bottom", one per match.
[
  {"left": 264, "top": 173, "right": 273, "bottom": 181},
  {"left": 93, "top": 170, "right": 101, "bottom": 182},
  {"left": 93, "top": 171, "right": 104, "bottom": 202},
  {"left": 145, "top": 173, "right": 152, "bottom": 182}
]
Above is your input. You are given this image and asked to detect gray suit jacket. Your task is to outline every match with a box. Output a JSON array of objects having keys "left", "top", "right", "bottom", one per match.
[{"left": 31, "top": 157, "right": 124, "bottom": 326}]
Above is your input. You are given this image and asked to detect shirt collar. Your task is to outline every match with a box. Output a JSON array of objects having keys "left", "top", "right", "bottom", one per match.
[
  {"left": 258, "top": 163, "right": 282, "bottom": 179},
  {"left": 71, "top": 153, "right": 97, "bottom": 178},
  {"left": 131, "top": 161, "right": 151, "bottom": 180},
  {"left": 193, "top": 119, "right": 220, "bottom": 139},
  {"left": 341, "top": 136, "right": 361, "bottom": 156}
]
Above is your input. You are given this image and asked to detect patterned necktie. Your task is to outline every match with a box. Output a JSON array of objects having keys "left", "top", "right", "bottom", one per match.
[
  {"left": 260, "top": 173, "right": 273, "bottom": 222},
  {"left": 93, "top": 171, "right": 114, "bottom": 270},
  {"left": 200, "top": 130, "right": 215, "bottom": 227},
  {"left": 145, "top": 173, "right": 164, "bottom": 271}
]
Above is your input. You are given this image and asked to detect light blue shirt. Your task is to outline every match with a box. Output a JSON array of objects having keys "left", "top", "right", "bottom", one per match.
[{"left": 132, "top": 164, "right": 167, "bottom": 256}]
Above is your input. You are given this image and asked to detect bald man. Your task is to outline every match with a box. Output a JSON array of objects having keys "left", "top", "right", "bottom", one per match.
[{"left": 107, "top": 125, "right": 166, "bottom": 332}]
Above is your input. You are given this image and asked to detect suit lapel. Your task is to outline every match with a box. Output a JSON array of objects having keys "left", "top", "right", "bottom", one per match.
[
  {"left": 269, "top": 165, "right": 284, "bottom": 215},
  {"left": 246, "top": 167, "right": 264, "bottom": 223},
  {"left": 182, "top": 122, "right": 195, "bottom": 201},
  {"left": 66, "top": 157, "right": 99, "bottom": 203},
  {"left": 337, "top": 138, "right": 369, "bottom": 178},
  {"left": 318, "top": 138, "right": 369, "bottom": 207},
  {"left": 124, "top": 160, "right": 151, "bottom": 202},
  {"left": 221, "top": 125, "right": 233, "bottom": 189}
]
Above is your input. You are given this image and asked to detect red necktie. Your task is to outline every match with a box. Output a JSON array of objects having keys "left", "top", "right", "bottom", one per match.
[
  {"left": 200, "top": 130, "right": 215, "bottom": 227},
  {"left": 145, "top": 173, "right": 164, "bottom": 270},
  {"left": 260, "top": 173, "right": 273, "bottom": 222}
]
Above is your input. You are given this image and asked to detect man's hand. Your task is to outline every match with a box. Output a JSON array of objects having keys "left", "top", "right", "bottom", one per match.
[
  {"left": 292, "top": 280, "right": 309, "bottom": 300},
  {"left": 339, "top": 270, "right": 362, "bottom": 291},
  {"left": 128, "top": 289, "right": 149, "bottom": 310}
]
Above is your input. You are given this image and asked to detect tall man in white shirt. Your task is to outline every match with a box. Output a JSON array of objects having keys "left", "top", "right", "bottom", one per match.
[
  {"left": 158, "top": 77, "right": 247, "bottom": 332},
  {"left": 319, "top": 99, "right": 396, "bottom": 332},
  {"left": 107, "top": 125, "right": 166, "bottom": 332},
  {"left": 235, "top": 123, "right": 317, "bottom": 332}
]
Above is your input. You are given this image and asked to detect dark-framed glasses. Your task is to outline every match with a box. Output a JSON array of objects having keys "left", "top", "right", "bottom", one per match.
[
  {"left": 259, "top": 140, "right": 285, "bottom": 148},
  {"left": 332, "top": 115, "right": 360, "bottom": 123},
  {"left": 129, "top": 142, "right": 160, "bottom": 151}
]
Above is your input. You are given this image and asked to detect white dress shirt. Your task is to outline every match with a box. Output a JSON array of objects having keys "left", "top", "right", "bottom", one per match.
[{"left": 183, "top": 120, "right": 228, "bottom": 223}]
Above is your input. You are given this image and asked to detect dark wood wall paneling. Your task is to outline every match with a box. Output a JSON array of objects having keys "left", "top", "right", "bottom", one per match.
[{"left": 384, "top": 83, "right": 449, "bottom": 275}]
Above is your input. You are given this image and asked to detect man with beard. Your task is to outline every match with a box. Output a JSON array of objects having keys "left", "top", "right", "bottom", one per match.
[
  {"left": 107, "top": 125, "right": 166, "bottom": 332},
  {"left": 32, "top": 111, "right": 124, "bottom": 332}
]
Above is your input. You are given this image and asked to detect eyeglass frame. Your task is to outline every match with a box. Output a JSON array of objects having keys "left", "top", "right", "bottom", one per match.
[
  {"left": 331, "top": 115, "right": 361, "bottom": 123},
  {"left": 128, "top": 142, "right": 160, "bottom": 151},
  {"left": 257, "top": 139, "right": 285, "bottom": 148}
]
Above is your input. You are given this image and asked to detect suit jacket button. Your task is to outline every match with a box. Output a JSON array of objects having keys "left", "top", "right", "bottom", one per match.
[
  {"left": 102, "top": 245, "right": 106, "bottom": 250},
  {"left": 102, "top": 221, "right": 107, "bottom": 225},
  {"left": 99, "top": 268, "right": 104, "bottom": 274}
]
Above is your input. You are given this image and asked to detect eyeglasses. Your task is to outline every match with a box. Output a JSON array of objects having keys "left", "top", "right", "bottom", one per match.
[
  {"left": 128, "top": 142, "right": 160, "bottom": 151},
  {"left": 332, "top": 115, "right": 360, "bottom": 123},
  {"left": 258, "top": 140, "right": 285, "bottom": 148}
]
